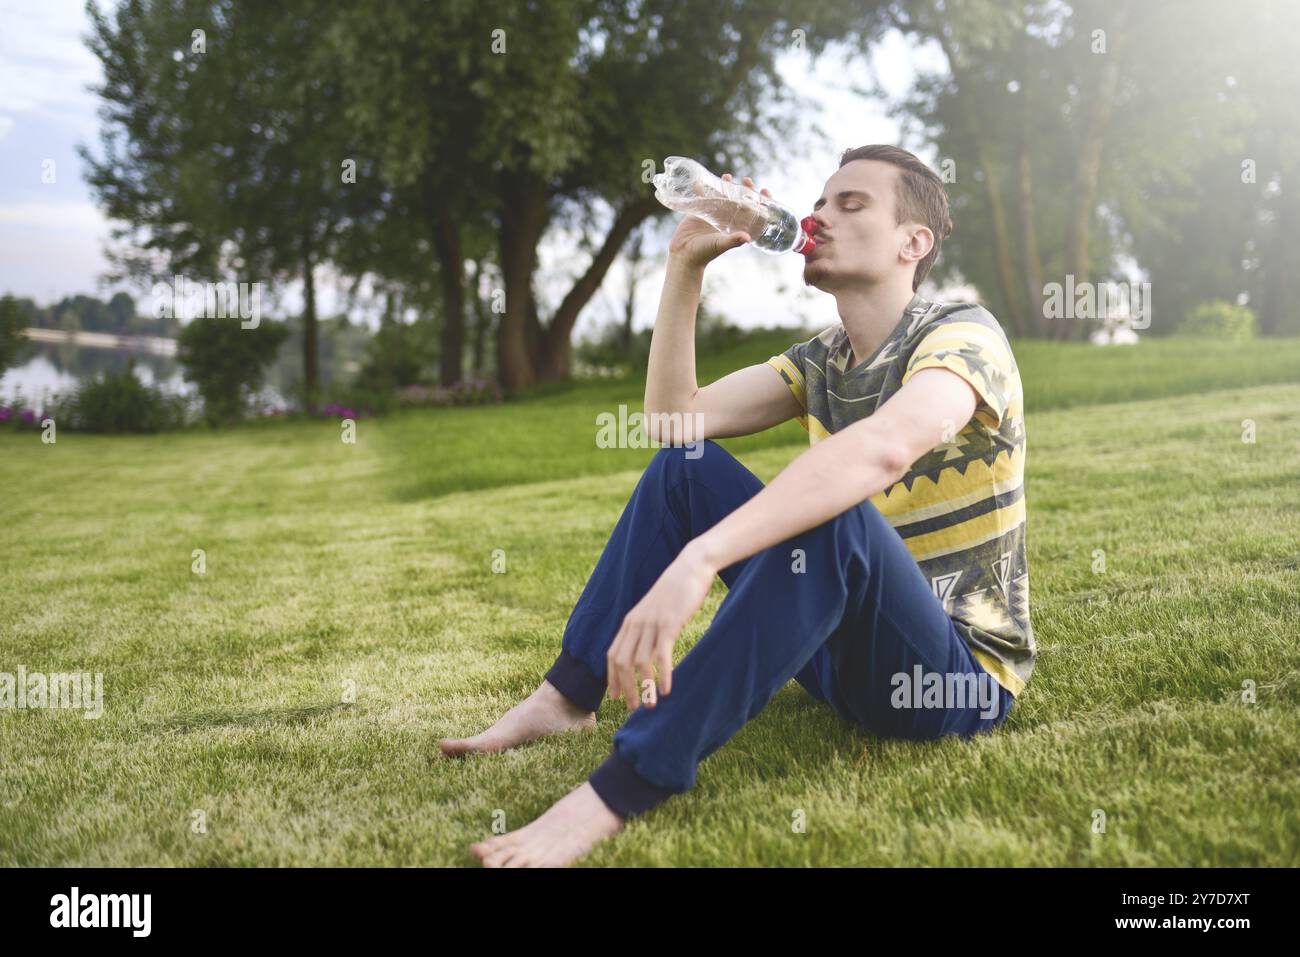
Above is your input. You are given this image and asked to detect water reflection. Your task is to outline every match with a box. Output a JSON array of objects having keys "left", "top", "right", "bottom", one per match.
[{"left": 1, "top": 343, "right": 288, "bottom": 409}]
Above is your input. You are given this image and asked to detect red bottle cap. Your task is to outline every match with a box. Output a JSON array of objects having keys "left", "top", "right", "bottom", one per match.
[{"left": 797, "top": 215, "right": 818, "bottom": 255}]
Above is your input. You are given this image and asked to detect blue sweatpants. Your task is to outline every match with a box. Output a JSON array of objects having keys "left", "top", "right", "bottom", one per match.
[{"left": 544, "top": 439, "right": 1014, "bottom": 818}]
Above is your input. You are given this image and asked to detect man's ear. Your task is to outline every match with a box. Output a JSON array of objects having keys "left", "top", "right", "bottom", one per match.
[{"left": 900, "top": 225, "right": 934, "bottom": 266}]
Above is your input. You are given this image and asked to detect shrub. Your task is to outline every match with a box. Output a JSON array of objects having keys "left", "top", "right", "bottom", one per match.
[
  {"left": 1177, "top": 300, "right": 1257, "bottom": 341},
  {"left": 0, "top": 295, "right": 31, "bottom": 375},
  {"left": 49, "top": 361, "right": 190, "bottom": 433},
  {"left": 178, "top": 317, "right": 290, "bottom": 426},
  {"left": 355, "top": 319, "right": 437, "bottom": 394}
]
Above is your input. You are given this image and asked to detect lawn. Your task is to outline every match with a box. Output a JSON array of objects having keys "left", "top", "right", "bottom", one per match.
[{"left": 1, "top": 336, "right": 1298, "bottom": 866}]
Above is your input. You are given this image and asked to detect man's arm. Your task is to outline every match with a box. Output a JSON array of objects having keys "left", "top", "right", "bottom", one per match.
[
  {"left": 643, "top": 258, "right": 803, "bottom": 444},
  {"left": 686, "top": 366, "right": 978, "bottom": 574}
]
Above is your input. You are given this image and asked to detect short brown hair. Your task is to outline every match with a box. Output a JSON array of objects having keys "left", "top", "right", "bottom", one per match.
[{"left": 838, "top": 145, "right": 953, "bottom": 291}]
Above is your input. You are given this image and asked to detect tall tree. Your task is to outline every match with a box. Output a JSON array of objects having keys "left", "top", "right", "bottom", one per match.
[
  {"left": 331, "top": 0, "right": 890, "bottom": 395},
  {"left": 884, "top": 0, "right": 1269, "bottom": 339},
  {"left": 82, "top": 0, "right": 372, "bottom": 407}
]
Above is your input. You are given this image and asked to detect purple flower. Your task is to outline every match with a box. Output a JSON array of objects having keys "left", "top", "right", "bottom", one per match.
[
  {"left": 0, "top": 407, "right": 11, "bottom": 422},
  {"left": 19, "top": 409, "right": 36, "bottom": 424}
]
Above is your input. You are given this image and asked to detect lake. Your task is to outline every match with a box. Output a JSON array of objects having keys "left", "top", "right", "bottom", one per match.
[{"left": 1, "top": 342, "right": 288, "bottom": 410}]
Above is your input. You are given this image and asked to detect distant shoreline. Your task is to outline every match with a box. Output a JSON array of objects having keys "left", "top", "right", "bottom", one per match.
[{"left": 22, "top": 327, "right": 177, "bottom": 357}]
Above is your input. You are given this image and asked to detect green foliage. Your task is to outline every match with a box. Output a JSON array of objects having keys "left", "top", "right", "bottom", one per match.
[
  {"left": 177, "top": 317, "right": 290, "bottom": 426},
  {"left": 82, "top": 0, "right": 892, "bottom": 395},
  {"left": 891, "top": 0, "right": 1298, "bottom": 339},
  {"left": 574, "top": 305, "right": 773, "bottom": 379},
  {"left": 355, "top": 319, "right": 437, "bottom": 395},
  {"left": 1176, "top": 300, "right": 1258, "bottom": 341},
  {"left": 0, "top": 295, "right": 31, "bottom": 374},
  {"left": 49, "top": 360, "right": 189, "bottom": 433}
]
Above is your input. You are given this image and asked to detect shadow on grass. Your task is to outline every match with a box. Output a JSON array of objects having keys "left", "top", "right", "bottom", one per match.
[{"left": 151, "top": 701, "right": 355, "bottom": 734}]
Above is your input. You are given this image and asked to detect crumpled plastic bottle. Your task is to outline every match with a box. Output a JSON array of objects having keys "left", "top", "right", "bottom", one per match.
[{"left": 652, "top": 156, "right": 816, "bottom": 256}]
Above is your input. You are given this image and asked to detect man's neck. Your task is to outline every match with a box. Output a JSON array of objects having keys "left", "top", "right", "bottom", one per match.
[{"left": 836, "top": 280, "right": 918, "bottom": 370}]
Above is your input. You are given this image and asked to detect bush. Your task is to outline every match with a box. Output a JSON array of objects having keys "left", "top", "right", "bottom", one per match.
[
  {"left": 178, "top": 317, "right": 290, "bottom": 426},
  {"left": 0, "top": 401, "right": 41, "bottom": 430},
  {"left": 49, "top": 361, "right": 190, "bottom": 433},
  {"left": 1177, "top": 300, "right": 1257, "bottom": 341},
  {"left": 0, "top": 294, "right": 31, "bottom": 375},
  {"left": 355, "top": 319, "right": 437, "bottom": 393},
  {"left": 573, "top": 303, "right": 753, "bottom": 378}
]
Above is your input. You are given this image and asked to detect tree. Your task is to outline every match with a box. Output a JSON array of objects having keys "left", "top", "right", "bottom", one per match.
[
  {"left": 82, "top": 0, "right": 373, "bottom": 408},
  {"left": 1125, "top": 2, "right": 1300, "bottom": 336},
  {"left": 178, "top": 317, "right": 290, "bottom": 426},
  {"left": 0, "top": 296, "right": 31, "bottom": 376},
  {"left": 882, "top": 0, "right": 1272, "bottom": 339},
  {"left": 330, "top": 0, "right": 890, "bottom": 394}
]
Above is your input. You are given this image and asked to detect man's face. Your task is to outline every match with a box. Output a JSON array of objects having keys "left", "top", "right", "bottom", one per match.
[{"left": 802, "top": 159, "right": 919, "bottom": 291}]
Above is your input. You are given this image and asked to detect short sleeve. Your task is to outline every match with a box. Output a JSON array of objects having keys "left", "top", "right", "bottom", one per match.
[
  {"left": 765, "top": 339, "right": 809, "bottom": 416},
  {"left": 901, "top": 312, "right": 1015, "bottom": 432}
]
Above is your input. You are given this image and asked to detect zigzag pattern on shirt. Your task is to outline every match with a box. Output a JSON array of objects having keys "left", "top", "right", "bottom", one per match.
[
  {"left": 765, "top": 294, "right": 1036, "bottom": 698},
  {"left": 876, "top": 442, "right": 1023, "bottom": 499}
]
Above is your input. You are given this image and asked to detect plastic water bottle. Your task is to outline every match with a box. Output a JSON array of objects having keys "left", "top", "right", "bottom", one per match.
[{"left": 652, "top": 156, "right": 817, "bottom": 256}]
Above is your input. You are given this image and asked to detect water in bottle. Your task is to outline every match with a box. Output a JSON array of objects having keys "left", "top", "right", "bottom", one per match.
[{"left": 652, "top": 156, "right": 817, "bottom": 256}]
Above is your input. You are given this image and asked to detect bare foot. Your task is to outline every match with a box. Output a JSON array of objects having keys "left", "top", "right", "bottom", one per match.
[
  {"left": 471, "top": 781, "right": 624, "bottom": 867},
  {"left": 439, "top": 679, "right": 597, "bottom": 757}
]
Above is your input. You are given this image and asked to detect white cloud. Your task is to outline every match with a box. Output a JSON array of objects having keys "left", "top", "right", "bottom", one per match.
[
  {"left": 0, "top": 228, "right": 115, "bottom": 302},
  {"left": 0, "top": 0, "right": 104, "bottom": 137},
  {"left": 0, "top": 201, "right": 112, "bottom": 233}
]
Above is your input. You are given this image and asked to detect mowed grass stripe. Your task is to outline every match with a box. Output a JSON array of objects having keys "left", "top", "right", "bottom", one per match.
[{"left": 0, "top": 381, "right": 1295, "bottom": 865}]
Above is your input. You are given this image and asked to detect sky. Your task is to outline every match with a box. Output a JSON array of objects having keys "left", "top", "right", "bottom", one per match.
[{"left": 0, "top": 1, "right": 945, "bottom": 338}]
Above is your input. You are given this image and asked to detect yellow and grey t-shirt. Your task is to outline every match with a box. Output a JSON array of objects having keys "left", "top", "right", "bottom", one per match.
[{"left": 766, "top": 292, "right": 1034, "bottom": 696}]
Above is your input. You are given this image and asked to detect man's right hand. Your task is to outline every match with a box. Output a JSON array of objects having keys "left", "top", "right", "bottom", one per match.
[{"left": 666, "top": 173, "right": 772, "bottom": 271}]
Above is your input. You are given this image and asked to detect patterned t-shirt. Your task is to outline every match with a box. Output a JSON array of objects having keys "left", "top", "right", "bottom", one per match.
[{"left": 765, "top": 292, "right": 1035, "bottom": 696}]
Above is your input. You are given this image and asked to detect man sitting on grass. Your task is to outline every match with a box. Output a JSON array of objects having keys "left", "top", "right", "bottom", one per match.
[{"left": 441, "top": 145, "right": 1036, "bottom": 867}]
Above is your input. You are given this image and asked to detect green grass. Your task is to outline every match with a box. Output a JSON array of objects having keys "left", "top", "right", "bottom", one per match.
[
  {"left": 369, "top": 334, "right": 1300, "bottom": 500},
  {"left": 1, "top": 340, "right": 1298, "bottom": 866}
]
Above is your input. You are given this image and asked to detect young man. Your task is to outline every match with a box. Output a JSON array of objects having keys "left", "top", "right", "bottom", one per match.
[{"left": 444, "top": 144, "right": 1035, "bottom": 867}]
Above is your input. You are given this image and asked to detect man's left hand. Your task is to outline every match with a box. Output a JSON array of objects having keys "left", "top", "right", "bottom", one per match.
[{"left": 606, "top": 543, "right": 717, "bottom": 711}]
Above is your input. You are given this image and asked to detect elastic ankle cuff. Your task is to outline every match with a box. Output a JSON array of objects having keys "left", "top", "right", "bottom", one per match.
[
  {"left": 544, "top": 648, "right": 606, "bottom": 714},
  {"left": 588, "top": 745, "right": 677, "bottom": 819}
]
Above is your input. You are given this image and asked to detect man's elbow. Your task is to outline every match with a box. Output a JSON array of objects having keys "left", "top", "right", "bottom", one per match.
[
  {"left": 876, "top": 441, "right": 914, "bottom": 485},
  {"left": 643, "top": 407, "right": 702, "bottom": 446}
]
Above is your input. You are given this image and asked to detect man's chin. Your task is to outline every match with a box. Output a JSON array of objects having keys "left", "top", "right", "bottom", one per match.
[{"left": 802, "top": 260, "right": 830, "bottom": 289}]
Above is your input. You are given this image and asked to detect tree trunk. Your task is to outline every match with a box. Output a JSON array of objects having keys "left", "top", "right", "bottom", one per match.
[
  {"left": 538, "top": 194, "right": 659, "bottom": 381},
  {"left": 301, "top": 230, "right": 318, "bottom": 411},
  {"left": 975, "top": 143, "right": 1027, "bottom": 336},
  {"left": 621, "top": 226, "right": 646, "bottom": 355},
  {"left": 432, "top": 206, "right": 465, "bottom": 386},
  {"left": 496, "top": 170, "right": 549, "bottom": 395},
  {"left": 1017, "top": 146, "right": 1047, "bottom": 337},
  {"left": 468, "top": 258, "right": 490, "bottom": 376},
  {"left": 1258, "top": 163, "right": 1296, "bottom": 336},
  {"left": 1061, "top": 9, "right": 1127, "bottom": 340},
  {"left": 931, "top": 27, "right": 1026, "bottom": 337}
]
